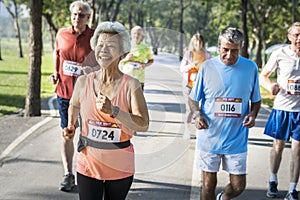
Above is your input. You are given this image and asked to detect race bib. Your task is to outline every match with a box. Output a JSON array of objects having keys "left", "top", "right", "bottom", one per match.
[
  {"left": 127, "top": 62, "right": 141, "bottom": 69},
  {"left": 214, "top": 97, "right": 242, "bottom": 118},
  {"left": 287, "top": 80, "right": 300, "bottom": 95},
  {"left": 87, "top": 119, "right": 121, "bottom": 143},
  {"left": 63, "top": 60, "right": 82, "bottom": 76}
]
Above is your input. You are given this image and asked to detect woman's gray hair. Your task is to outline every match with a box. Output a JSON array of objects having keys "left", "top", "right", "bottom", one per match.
[
  {"left": 218, "top": 27, "right": 244, "bottom": 45},
  {"left": 90, "top": 21, "right": 130, "bottom": 54},
  {"left": 69, "top": 1, "right": 91, "bottom": 15}
]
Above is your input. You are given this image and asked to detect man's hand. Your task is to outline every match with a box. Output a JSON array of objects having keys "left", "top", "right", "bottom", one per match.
[
  {"left": 50, "top": 73, "right": 59, "bottom": 84},
  {"left": 81, "top": 66, "right": 93, "bottom": 75},
  {"left": 243, "top": 114, "right": 255, "bottom": 128},
  {"left": 194, "top": 114, "right": 209, "bottom": 130},
  {"left": 271, "top": 83, "right": 280, "bottom": 95}
]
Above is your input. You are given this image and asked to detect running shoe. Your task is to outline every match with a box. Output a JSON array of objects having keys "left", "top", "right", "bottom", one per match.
[
  {"left": 216, "top": 191, "right": 224, "bottom": 200},
  {"left": 284, "top": 190, "right": 299, "bottom": 200},
  {"left": 266, "top": 181, "right": 278, "bottom": 198},
  {"left": 59, "top": 173, "right": 75, "bottom": 192}
]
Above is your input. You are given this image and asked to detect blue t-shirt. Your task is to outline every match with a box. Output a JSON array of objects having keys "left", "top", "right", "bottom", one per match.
[{"left": 189, "top": 56, "right": 261, "bottom": 154}]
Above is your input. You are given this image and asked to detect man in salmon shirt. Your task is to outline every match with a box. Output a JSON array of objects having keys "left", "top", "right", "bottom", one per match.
[{"left": 50, "top": 0, "right": 94, "bottom": 192}]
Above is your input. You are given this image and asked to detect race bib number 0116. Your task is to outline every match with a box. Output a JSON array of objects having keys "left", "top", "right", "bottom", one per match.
[
  {"left": 214, "top": 97, "right": 242, "bottom": 118},
  {"left": 63, "top": 60, "right": 82, "bottom": 76},
  {"left": 87, "top": 120, "right": 121, "bottom": 143},
  {"left": 287, "top": 80, "right": 300, "bottom": 95}
]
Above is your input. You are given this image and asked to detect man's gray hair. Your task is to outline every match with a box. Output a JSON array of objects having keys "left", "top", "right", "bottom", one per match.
[
  {"left": 288, "top": 22, "right": 300, "bottom": 33},
  {"left": 218, "top": 27, "right": 244, "bottom": 45},
  {"left": 69, "top": 1, "right": 91, "bottom": 15},
  {"left": 131, "top": 26, "right": 143, "bottom": 34},
  {"left": 90, "top": 21, "right": 130, "bottom": 54}
]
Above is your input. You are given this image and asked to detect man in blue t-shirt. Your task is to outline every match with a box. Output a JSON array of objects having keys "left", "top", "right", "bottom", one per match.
[{"left": 189, "top": 27, "right": 261, "bottom": 200}]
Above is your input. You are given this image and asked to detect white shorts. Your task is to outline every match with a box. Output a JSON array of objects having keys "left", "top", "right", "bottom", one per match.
[{"left": 195, "top": 150, "right": 247, "bottom": 175}]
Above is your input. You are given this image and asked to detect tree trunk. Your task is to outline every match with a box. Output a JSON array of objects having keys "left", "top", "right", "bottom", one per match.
[
  {"left": 255, "top": 37, "right": 263, "bottom": 68},
  {"left": 0, "top": 38, "right": 2, "bottom": 60},
  {"left": 25, "top": 0, "right": 43, "bottom": 116},
  {"left": 12, "top": 0, "right": 23, "bottom": 58},
  {"left": 179, "top": 0, "right": 184, "bottom": 61},
  {"left": 241, "top": 0, "right": 249, "bottom": 58}
]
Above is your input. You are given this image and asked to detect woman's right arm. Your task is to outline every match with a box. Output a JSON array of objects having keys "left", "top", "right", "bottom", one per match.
[{"left": 67, "top": 76, "right": 86, "bottom": 128}]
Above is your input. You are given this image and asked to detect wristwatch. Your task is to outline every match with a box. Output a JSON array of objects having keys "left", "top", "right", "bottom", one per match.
[
  {"left": 192, "top": 110, "right": 201, "bottom": 119},
  {"left": 110, "top": 106, "right": 120, "bottom": 118}
]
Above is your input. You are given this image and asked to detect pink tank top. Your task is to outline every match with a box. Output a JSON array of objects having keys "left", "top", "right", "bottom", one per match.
[{"left": 77, "top": 72, "right": 135, "bottom": 180}]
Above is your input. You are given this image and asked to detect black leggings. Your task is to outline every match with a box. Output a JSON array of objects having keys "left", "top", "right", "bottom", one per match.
[{"left": 77, "top": 172, "right": 133, "bottom": 200}]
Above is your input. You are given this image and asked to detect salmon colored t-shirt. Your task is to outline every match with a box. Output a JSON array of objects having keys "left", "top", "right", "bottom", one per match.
[
  {"left": 77, "top": 72, "right": 135, "bottom": 180},
  {"left": 55, "top": 25, "right": 94, "bottom": 99}
]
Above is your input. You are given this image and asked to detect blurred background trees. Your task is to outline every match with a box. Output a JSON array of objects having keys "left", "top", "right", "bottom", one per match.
[
  {"left": 0, "top": 0, "right": 299, "bottom": 115},
  {"left": 1, "top": 0, "right": 299, "bottom": 67}
]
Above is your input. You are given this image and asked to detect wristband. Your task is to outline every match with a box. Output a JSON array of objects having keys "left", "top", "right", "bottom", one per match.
[
  {"left": 110, "top": 106, "right": 120, "bottom": 118},
  {"left": 192, "top": 110, "right": 201, "bottom": 120}
]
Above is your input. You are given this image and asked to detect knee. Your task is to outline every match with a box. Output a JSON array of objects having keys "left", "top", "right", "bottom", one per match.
[
  {"left": 273, "top": 140, "right": 285, "bottom": 152},
  {"left": 202, "top": 179, "right": 217, "bottom": 193},
  {"left": 231, "top": 182, "right": 246, "bottom": 195}
]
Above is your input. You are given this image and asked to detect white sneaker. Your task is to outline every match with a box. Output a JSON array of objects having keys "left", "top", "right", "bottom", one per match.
[{"left": 216, "top": 191, "right": 224, "bottom": 200}]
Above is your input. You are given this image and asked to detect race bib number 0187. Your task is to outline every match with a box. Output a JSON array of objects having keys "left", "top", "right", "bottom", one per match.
[
  {"left": 287, "top": 80, "right": 300, "bottom": 95},
  {"left": 214, "top": 97, "right": 242, "bottom": 118},
  {"left": 87, "top": 120, "right": 121, "bottom": 143}
]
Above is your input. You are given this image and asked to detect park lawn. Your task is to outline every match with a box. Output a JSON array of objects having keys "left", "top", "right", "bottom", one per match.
[
  {"left": 260, "top": 87, "right": 275, "bottom": 108},
  {"left": 0, "top": 39, "right": 55, "bottom": 116}
]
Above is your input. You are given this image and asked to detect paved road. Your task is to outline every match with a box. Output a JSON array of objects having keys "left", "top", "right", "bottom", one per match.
[{"left": 0, "top": 53, "right": 296, "bottom": 200}]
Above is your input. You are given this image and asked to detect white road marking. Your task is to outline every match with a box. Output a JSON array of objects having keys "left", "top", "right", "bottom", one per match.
[
  {"left": 0, "top": 96, "right": 56, "bottom": 162},
  {"left": 0, "top": 117, "right": 52, "bottom": 161}
]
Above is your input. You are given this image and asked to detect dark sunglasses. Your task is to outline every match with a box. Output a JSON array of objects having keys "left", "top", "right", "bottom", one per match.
[{"left": 72, "top": 13, "right": 87, "bottom": 18}]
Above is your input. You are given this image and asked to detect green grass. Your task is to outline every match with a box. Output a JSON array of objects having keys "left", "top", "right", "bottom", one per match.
[
  {"left": 258, "top": 68, "right": 276, "bottom": 108},
  {"left": 0, "top": 38, "right": 55, "bottom": 116},
  {"left": 260, "top": 86, "right": 274, "bottom": 108}
]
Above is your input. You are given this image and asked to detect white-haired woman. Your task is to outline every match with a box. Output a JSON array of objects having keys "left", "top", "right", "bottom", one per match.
[{"left": 63, "top": 21, "right": 149, "bottom": 200}]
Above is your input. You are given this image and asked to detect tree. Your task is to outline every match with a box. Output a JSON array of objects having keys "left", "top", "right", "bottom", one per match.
[
  {"left": 25, "top": 0, "right": 42, "bottom": 116},
  {"left": 42, "top": 0, "right": 72, "bottom": 49},
  {"left": 179, "top": 0, "right": 191, "bottom": 60},
  {"left": 3, "top": 0, "right": 23, "bottom": 58},
  {"left": 241, "top": 0, "right": 249, "bottom": 58}
]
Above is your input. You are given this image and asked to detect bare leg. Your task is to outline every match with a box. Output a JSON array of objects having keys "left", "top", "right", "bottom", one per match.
[
  {"left": 290, "top": 139, "right": 300, "bottom": 183},
  {"left": 61, "top": 136, "right": 74, "bottom": 173},
  {"left": 201, "top": 171, "right": 217, "bottom": 200},
  {"left": 222, "top": 174, "right": 246, "bottom": 200},
  {"left": 270, "top": 139, "right": 285, "bottom": 174}
]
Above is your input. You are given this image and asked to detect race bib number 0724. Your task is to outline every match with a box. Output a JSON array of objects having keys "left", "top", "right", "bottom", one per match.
[{"left": 87, "top": 120, "right": 121, "bottom": 143}]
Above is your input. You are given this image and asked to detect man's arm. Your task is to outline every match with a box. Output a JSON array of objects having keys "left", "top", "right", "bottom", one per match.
[
  {"left": 259, "top": 67, "right": 280, "bottom": 95},
  {"left": 188, "top": 97, "right": 200, "bottom": 114},
  {"left": 243, "top": 100, "right": 261, "bottom": 128},
  {"left": 188, "top": 97, "right": 208, "bottom": 129}
]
